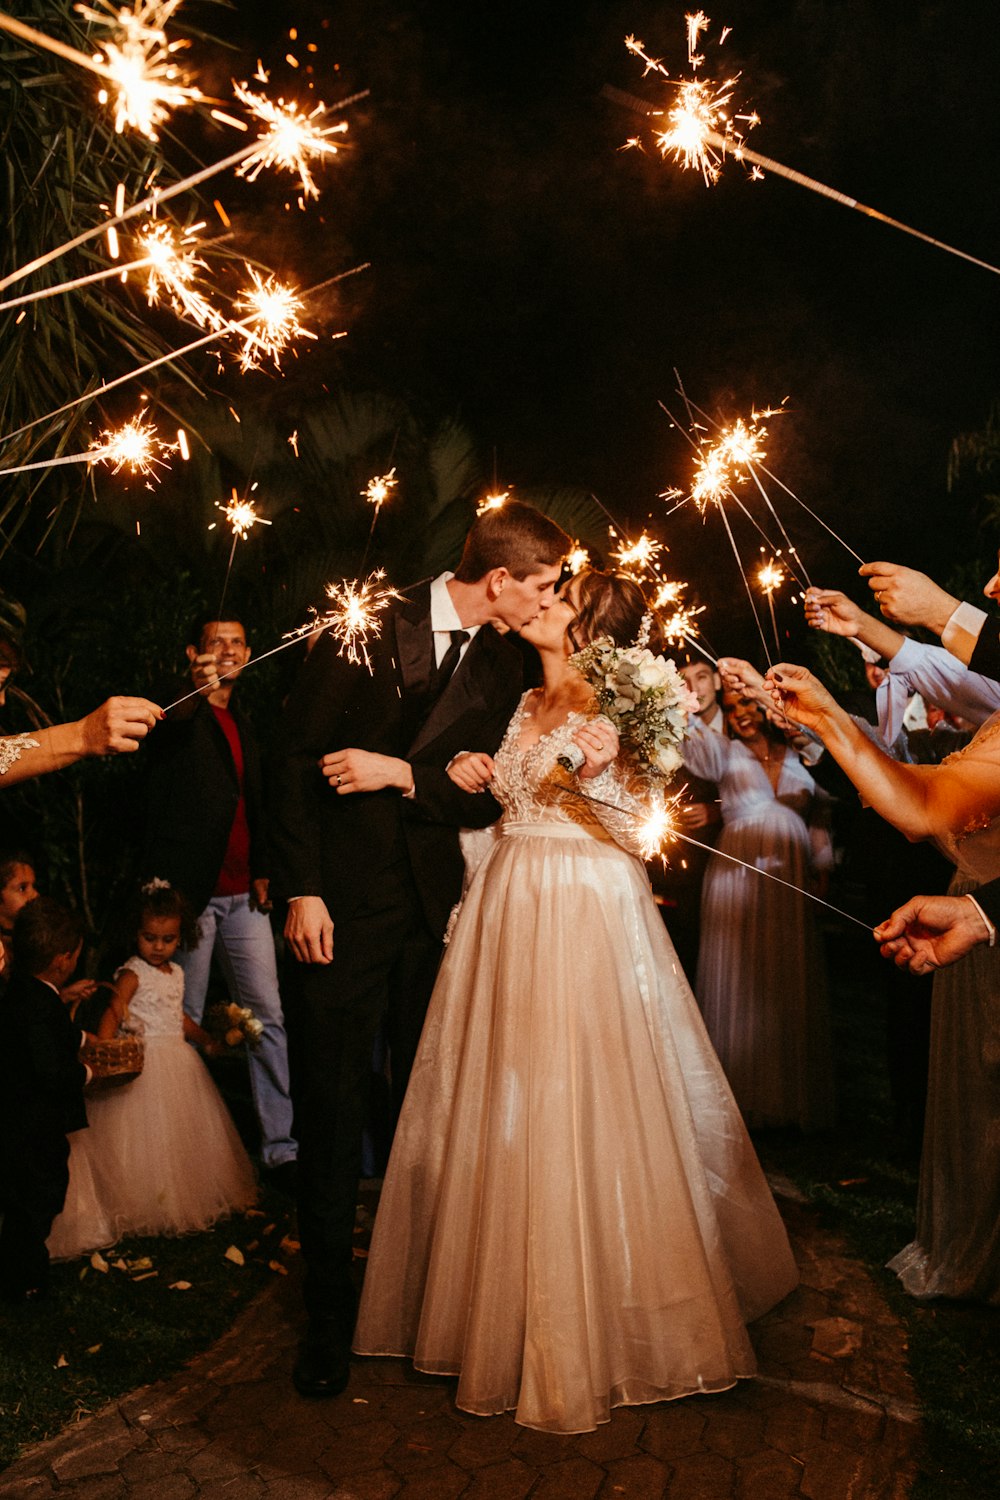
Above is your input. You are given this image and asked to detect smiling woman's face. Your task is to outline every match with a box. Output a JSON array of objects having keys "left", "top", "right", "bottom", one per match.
[{"left": 722, "top": 689, "right": 764, "bottom": 740}]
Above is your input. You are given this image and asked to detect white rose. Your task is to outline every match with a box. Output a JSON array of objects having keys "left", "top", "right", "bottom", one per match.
[{"left": 652, "top": 743, "right": 683, "bottom": 777}]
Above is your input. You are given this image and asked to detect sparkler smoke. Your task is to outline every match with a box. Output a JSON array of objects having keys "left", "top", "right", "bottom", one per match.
[{"left": 623, "top": 20, "right": 1000, "bottom": 279}]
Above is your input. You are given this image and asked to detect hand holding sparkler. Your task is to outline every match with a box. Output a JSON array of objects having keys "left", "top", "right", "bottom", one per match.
[
  {"left": 874, "top": 894, "right": 996, "bottom": 974},
  {"left": 79, "top": 696, "right": 163, "bottom": 756},
  {"left": 447, "top": 752, "right": 496, "bottom": 794},
  {"left": 761, "top": 662, "right": 841, "bottom": 733},
  {"left": 803, "top": 587, "right": 867, "bottom": 637},
  {"left": 858, "top": 562, "right": 960, "bottom": 636}
]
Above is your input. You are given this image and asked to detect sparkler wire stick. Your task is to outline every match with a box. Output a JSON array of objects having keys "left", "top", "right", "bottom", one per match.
[
  {"left": 0, "top": 447, "right": 108, "bottom": 477},
  {"left": 0, "top": 90, "right": 369, "bottom": 294},
  {"left": 714, "top": 484, "right": 773, "bottom": 666},
  {"left": 682, "top": 632, "right": 718, "bottom": 667},
  {"left": 705, "top": 130, "right": 1000, "bottom": 280},
  {"left": 162, "top": 629, "right": 322, "bottom": 713},
  {"left": 561, "top": 784, "right": 872, "bottom": 932},
  {"left": 0, "top": 251, "right": 163, "bottom": 313},
  {"left": 0, "top": 10, "right": 123, "bottom": 83},
  {"left": 756, "top": 460, "right": 865, "bottom": 565}
]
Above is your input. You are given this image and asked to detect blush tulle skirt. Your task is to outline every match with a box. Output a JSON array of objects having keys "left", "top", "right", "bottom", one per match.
[{"left": 354, "top": 822, "right": 798, "bottom": 1433}]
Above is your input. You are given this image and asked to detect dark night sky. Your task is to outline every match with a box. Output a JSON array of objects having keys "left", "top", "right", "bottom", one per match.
[{"left": 213, "top": 0, "right": 1000, "bottom": 644}]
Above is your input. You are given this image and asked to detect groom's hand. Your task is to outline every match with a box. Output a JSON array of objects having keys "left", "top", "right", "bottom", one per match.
[
  {"left": 319, "top": 748, "right": 415, "bottom": 796},
  {"left": 285, "top": 896, "right": 335, "bottom": 965}
]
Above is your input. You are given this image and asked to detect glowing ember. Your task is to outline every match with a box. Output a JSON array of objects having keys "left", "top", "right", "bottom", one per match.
[
  {"left": 215, "top": 491, "right": 271, "bottom": 540},
  {"left": 565, "top": 544, "right": 591, "bottom": 575},
  {"left": 79, "top": 0, "right": 203, "bottom": 139},
  {"left": 477, "top": 490, "right": 510, "bottom": 515},
  {"left": 363, "top": 468, "right": 397, "bottom": 509},
  {"left": 234, "top": 79, "right": 349, "bottom": 198},
  {"left": 233, "top": 268, "right": 316, "bottom": 370},
  {"left": 286, "top": 570, "right": 402, "bottom": 672},
  {"left": 88, "top": 415, "right": 177, "bottom": 475}
]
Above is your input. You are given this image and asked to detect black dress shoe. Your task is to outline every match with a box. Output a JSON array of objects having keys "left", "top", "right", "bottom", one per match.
[{"left": 292, "top": 1341, "right": 351, "bottom": 1399}]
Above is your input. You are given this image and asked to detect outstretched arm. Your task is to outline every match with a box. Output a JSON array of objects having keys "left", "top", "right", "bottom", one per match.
[
  {"left": 763, "top": 661, "right": 1000, "bottom": 841},
  {"left": 0, "top": 698, "right": 161, "bottom": 786},
  {"left": 804, "top": 587, "right": 906, "bottom": 659}
]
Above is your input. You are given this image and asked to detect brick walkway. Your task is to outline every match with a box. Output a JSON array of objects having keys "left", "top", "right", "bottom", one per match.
[{"left": 1, "top": 1187, "right": 922, "bottom": 1499}]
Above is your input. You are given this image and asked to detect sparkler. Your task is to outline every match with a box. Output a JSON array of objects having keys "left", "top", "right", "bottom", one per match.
[
  {"left": 0, "top": 2, "right": 201, "bottom": 140},
  {"left": 611, "top": 530, "right": 664, "bottom": 580},
  {"left": 285, "top": 570, "right": 402, "bottom": 673},
  {"left": 136, "top": 221, "right": 225, "bottom": 331},
  {"left": 756, "top": 554, "right": 786, "bottom": 655},
  {"left": 0, "top": 415, "right": 175, "bottom": 477},
  {"left": 233, "top": 79, "right": 350, "bottom": 199},
  {"left": 624, "top": 19, "right": 1000, "bottom": 279},
  {"left": 214, "top": 490, "right": 271, "bottom": 541},
  {"left": 624, "top": 28, "right": 757, "bottom": 187},
  {"left": 233, "top": 269, "right": 316, "bottom": 370},
  {"left": 565, "top": 544, "right": 591, "bottom": 575},
  {"left": 363, "top": 468, "right": 397, "bottom": 513}
]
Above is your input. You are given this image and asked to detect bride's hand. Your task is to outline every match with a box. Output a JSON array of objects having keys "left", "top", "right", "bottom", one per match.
[
  {"left": 762, "top": 662, "right": 839, "bottom": 731},
  {"left": 447, "top": 751, "right": 495, "bottom": 792},
  {"left": 572, "top": 718, "right": 620, "bottom": 779}
]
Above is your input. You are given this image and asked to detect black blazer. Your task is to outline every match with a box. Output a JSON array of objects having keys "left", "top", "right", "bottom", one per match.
[
  {"left": 269, "top": 583, "right": 523, "bottom": 941},
  {"left": 141, "top": 692, "right": 269, "bottom": 914},
  {"left": 0, "top": 977, "right": 88, "bottom": 1152},
  {"left": 968, "top": 618, "right": 1000, "bottom": 684}
]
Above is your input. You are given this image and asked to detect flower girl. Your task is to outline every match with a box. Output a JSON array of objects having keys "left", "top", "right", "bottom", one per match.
[{"left": 48, "top": 881, "right": 257, "bottom": 1259}]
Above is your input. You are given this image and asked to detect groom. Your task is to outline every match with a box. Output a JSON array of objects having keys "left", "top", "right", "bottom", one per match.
[{"left": 270, "top": 501, "right": 569, "bottom": 1397}]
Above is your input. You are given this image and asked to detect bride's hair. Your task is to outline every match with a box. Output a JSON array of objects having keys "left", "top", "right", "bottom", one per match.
[{"left": 569, "top": 570, "right": 660, "bottom": 653}]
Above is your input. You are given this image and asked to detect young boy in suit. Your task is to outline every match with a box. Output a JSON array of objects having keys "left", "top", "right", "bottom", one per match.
[{"left": 0, "top": 897, "right": 88, "bottom": 1301}]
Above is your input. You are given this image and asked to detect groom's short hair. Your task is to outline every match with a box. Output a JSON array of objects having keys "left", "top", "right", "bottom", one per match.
[{"left": 453, "top": 502, "right": 569, "bottom": 583}]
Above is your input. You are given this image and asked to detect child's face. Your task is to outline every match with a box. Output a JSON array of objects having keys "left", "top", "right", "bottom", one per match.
[
  {"left": 0, "top": 864, "right": 38, "bottom": 931},
  {"left": 137, "top": 914, "right": 182, "bottom": 967}
]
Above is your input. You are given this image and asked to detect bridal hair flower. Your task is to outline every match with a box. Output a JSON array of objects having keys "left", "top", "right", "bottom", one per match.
[
  {"left": 634, "top": 611, "right": 653, "bottom": 650},
  {"left": 140, "top": 876, "right": 173, "bottom": 894}
]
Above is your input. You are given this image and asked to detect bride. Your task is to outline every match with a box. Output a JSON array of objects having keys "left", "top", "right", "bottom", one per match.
[{"left": 353, "top": 568, "right": 798, "bottom": 1433}]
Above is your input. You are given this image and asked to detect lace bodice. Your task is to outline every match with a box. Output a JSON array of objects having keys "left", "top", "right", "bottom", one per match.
[
  {"left": 116, "top": 956, "right": 186, "bottom": 1038},
  {"left": 490, "top": 693, "right": 651, "bottom": 857}
]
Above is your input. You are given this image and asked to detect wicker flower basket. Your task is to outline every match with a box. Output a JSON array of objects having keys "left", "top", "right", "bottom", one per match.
[{"left": 81, "top": 1035, "right": 144, "bottom": 1091}]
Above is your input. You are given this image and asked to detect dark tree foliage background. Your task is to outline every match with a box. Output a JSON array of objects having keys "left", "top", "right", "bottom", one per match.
[{"left": 1, "top": 0, "right": 999, "bottom": 937}]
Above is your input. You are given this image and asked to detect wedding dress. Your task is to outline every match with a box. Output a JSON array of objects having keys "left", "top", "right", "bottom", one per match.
[{"left": 354, "top": 694, "right": 798, "bottom": 1432}]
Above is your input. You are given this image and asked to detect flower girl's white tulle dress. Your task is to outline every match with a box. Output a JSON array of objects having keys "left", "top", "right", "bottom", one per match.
[
  {"left": 47, "top": 957, "right": 257, "bottom": 1259},
  {"left": 354, "top": 695, "right": 798, "bottom": 1433}
]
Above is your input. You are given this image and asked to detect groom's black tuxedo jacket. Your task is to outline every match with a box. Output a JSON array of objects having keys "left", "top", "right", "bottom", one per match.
[{"left": 269, "top": 582, "right": 522, "bottom": 942}]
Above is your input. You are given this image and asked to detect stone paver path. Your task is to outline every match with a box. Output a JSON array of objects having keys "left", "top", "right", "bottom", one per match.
[{"left": 1, "top": 1189, "right": 922, "bottom": 1498}]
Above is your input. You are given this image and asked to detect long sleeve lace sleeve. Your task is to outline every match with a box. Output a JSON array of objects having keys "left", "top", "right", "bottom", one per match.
[{"left": 564, "top": 757, "right": 659, "bottom": 859}]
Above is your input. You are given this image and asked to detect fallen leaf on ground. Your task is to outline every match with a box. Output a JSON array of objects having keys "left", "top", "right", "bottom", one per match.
[
  {"left": 55, "top": 1355, "right": 68, "bottom": 1369},
  {"left": 126, "top": 1257, "right": 153, "bottom": 1272},
  {"left": 131, "top": 1271, "right": 158, "bottom": 1282},
  {"left": 169, "top": 1281, "right": 192, "bottom": 1291},
  {"left": 279, "top": 1236, "right": 300, "bottom": 1254},
  {"left": 86, "top": 1345, "right": 102, "bottom": 1355},
  {"left": 268, "top": 1260, "right": 288, "bottom": 1275},
  {"left": 224, "top": 1245, "right": 245, "bottom": 1266},
  {"left": 90, "top": 1252, "right": 108, "bottom": 1273}
]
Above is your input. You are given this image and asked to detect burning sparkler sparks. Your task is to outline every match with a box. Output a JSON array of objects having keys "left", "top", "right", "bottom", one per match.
[
  {"left": 80, "top": 0, "right": 203, "bottom": 138},
  {"left": 233, "top": 269, "right": 316, "bottom": 370},
  {"left": 611, "top": 531, "right": 664, "bottom": 579},
  {"left": 690, "top": 408, "right": 775, "bottom": 514},
  {"left": 624, "top": 24, "right": 758, "bottom": 187},
  {"left": 565, "top": 544, "right": 591, "bottom": 575},
  {"left": 88, "top": 414, "right": 177, "bottom": 475},
  {"left": 756, "top": 556, "right": 785, "bottom": 596},
  {"left": 635, "top": 792, "right": 683, "bottom": 863},
  {"left": 214, "top": 490, "right": 271, "bottom": 540},
  {"left": 363, "top": 468, "right": 397, "bottom": 511},
  {"left": 233, "top": 79, "right": 349, "bottom": 199},
  {"left": 135, "top": 220, "right": 225, "bottom": 331},
  {"left": 286, "top": 570, "right": 402, "bottom": 672}
]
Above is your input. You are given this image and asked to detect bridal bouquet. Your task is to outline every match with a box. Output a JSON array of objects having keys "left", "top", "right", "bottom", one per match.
[
  {"left": 207, "top": 1002, "right": 264, "bottom": 1050},
  {"left": 560, "top": 637, "right": 699, "bottom": 781}
]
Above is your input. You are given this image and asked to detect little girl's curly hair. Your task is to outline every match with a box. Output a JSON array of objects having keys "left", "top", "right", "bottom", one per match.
[{"left": 135, "top": 879, "right": 200, "bottom": 951}]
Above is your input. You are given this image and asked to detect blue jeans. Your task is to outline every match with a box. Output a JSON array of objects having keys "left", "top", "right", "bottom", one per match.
[{"left": 179, "top": 893, "right": 297, "bottom": 1168}]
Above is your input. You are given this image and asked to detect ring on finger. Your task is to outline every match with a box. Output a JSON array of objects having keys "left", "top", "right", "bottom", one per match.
[{"left": 334, "top": 773, "right": 342, "bottom": 787}]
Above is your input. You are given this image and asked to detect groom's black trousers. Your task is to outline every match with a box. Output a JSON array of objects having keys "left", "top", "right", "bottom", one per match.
[{"left": 284, "top": 859, "right": 442, "bottom": 1345}]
